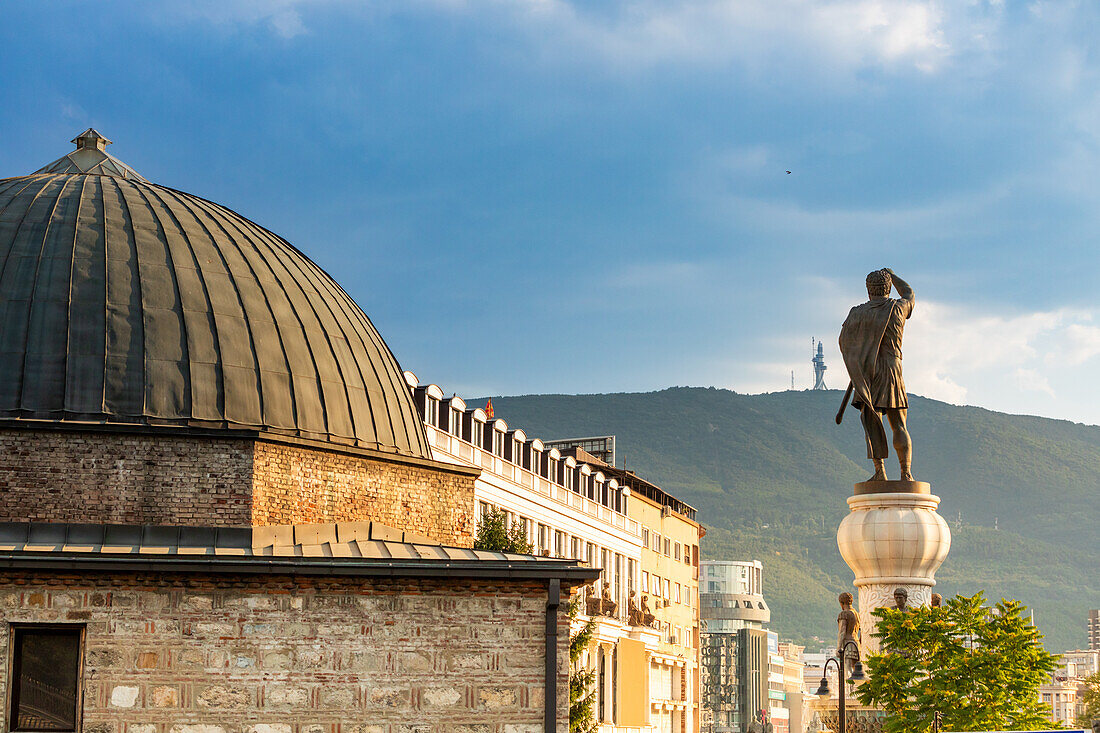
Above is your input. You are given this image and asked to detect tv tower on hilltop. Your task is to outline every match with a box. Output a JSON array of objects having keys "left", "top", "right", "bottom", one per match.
[{"left": 812, "top": 338, "right": 827, "bottom": 390}]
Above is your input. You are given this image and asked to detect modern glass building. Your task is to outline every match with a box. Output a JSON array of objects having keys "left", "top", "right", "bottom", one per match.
[{"left": 700, "top": 561, "right": 772, "bottom": 733}]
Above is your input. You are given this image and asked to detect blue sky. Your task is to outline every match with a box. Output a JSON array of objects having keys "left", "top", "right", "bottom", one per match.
[{"left": 3, "top": 0, "right": 1099, "bottom": 425}]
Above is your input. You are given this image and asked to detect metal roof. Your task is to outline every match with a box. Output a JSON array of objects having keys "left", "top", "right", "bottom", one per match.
[
  {"left": 33, "top": 129, "right": 147, "bottom": 181},
  {"left": 0, "top": 522, "right": 600, "bottom": 581},
  {"left": 0, "top": 133, "right": 430, "bottom": 457}
]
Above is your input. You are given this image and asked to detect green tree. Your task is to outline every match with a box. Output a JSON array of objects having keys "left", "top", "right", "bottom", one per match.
[
  {"left": 1078, "top": 670, "right": 1100, "bottom": 728},
  {"left": 855, "top": 592, "right": 1059, "bottom": 733},
  {"left": 568, "top": 599, "right": 598, "bottom": 733},
  {"left": 472, "top": 508, "right": 534, "bottom": 554}
]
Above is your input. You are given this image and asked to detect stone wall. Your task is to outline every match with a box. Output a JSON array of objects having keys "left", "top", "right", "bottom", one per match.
[
  {"left": 0, "top": 429, "right": 476, "bottom": 547},
  {"left": 251, "top": 440, "right": 475, "bottom": 547},
  {"left": 0, "top": 429, "right": 254, "bottom": 526},
  {"left": 0, "top": 571, "right": 570, "bottom": 732}
]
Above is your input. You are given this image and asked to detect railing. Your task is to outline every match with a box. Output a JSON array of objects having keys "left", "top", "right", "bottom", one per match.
[
  {"left": 16, "top": 676, "right": 76, "bottom": 728},
  {"left": 429, "top": 426, "right": 640, "bottom": 537}
]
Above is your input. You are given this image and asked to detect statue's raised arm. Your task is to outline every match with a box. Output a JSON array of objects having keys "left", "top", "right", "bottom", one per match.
[{"left": 838, "top": 269, "right": 915, "bottom": 482}]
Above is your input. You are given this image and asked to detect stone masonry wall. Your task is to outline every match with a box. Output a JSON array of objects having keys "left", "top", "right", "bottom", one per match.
[
  {"left": 0, "top": 429, "right": 476, "bottom": 546},
  {"left": 251, "top": 441, "right": 475, "bottom": 548},
  {"left": 0, "top": 571, "right": 571, "bottom": 733},
  {"left": 0, "top": 429, "right": 254, "bottom": 526}
]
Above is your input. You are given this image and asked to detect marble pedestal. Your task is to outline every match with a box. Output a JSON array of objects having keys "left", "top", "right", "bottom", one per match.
[{"left": 836, "top": 481, "right": 951, "bottom": 654}]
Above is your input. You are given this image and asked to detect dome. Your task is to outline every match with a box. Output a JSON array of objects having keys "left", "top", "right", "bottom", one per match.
[{"left": 0, "top": 130, "right": 430, "bottom": 458}]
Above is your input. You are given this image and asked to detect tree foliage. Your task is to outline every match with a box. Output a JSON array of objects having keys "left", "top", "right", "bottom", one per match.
[
  {"left": 1078, "top": 671, "right": 1100, "bottom": 728},
  {"left": 472, "top": 508, "right": 534, "bottom": 554},
  {"left": 855, "top": 593, "right": 1059, "bottom": 733},
  {"left": 568, "top": 599, "right": 598, "bottom": 733}
]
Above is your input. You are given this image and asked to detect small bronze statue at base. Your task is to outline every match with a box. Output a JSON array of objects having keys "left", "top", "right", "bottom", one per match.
[
  {"left": 838, "top": 592, "right": 861, "bottom": 666},
  {"left": 640, "top": 594, "right": 656, "bottom": 627},
  {"left": 893, "top": 587, "right": 908, "bottom": 611},
  {"left": 627, "top": 591, "right": 643, "bottom": 626}
]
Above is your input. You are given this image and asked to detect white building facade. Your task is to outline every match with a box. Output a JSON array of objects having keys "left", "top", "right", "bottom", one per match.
[{"left": 406, "top": 374, "right": 696, "bottom": 733}]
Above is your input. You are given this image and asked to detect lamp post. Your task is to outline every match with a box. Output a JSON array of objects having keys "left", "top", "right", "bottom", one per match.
[{"left": 814, "top": 640, "right": 864, "bottom": 733}]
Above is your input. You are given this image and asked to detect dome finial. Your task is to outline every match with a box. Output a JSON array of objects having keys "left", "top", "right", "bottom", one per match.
[{"left": 71, "top": 128, "right": 112, "bottom": 152}]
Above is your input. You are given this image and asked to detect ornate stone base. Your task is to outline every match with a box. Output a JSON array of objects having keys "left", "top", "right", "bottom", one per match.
[{"left": 836, "top": 484, "right": 951, "bottom": 654}]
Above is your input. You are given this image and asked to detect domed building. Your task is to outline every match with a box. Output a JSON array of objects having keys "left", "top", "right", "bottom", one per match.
[
  {"left": 0, "top": 129, "right": 470, "bottom": 541},
  {"left": 0, "top": 132, "right": 593, "bottom": 732}
]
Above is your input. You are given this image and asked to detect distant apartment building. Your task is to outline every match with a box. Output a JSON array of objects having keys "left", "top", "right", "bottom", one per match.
[
  {"left": 777, "top": 643, "right": 808, "bottom": 733},
  {"left": 406, "top": 375, "right": 702, "bottom": 733},
  {"left": 1090, "top": 609, "right": 1099, "bottom": 651},
  {"left": 1058, "top": 649, "right": 1100, "bottom": 679},
  {"left": 1041, "top": 678, "right": 1081, "bottom": 726},
  {"left": 700, "top": 560, "right": 773, "bottom": 733},
  {"left": 1042, "top": 648, "right": 1100, "bottom": 726}
]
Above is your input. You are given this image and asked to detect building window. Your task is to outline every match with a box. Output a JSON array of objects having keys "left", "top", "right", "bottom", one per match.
[
  {"left": 642, "top": 571, "right": 649, "bottom": 592},
  {"left": 674, "top": 543, "right": 681, "bottom": 561},
  {"left": 664, "top": 578, "right": 671, "bottom": 599},
  {"left": 641, "top": 528, "right": 649, "bottom": 546},
  {"left": 564, "top": 468, "right": 574, "bottom": 492},
  {"left": 675, "top": 583, "right": 681, "bottom": 603},
  {"left": 7, "top": 625, "right": 84, "bottom": 732},
  {"left": 664, "top": 538, "right": 671, "bottom": 556},
  {"left": 530, "top": 450, "right": 541, "bottom": 476},
  {"left": 451, "top": 409, "right": 464, "bottom": 439},
  {"left": 471, "top": 420, "right": 484, "bottom": 447},
  {"left": 425, "top": 397, "right": 439, "bottom": 427},
  {"left": 492, "top": 429, "right": 504, "bottom": 457},
  {"left": 654, "top": 575, "right": 662, "bottom": 598}
]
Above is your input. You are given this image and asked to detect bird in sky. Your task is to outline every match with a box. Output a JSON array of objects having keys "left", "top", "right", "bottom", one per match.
[{"left": 786, "top": 170, "right": 791, "bottom": 174}]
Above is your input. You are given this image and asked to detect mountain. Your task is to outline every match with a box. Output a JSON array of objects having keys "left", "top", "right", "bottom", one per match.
[{"left": 480, "top": 387, "right": 1100, "bottom": 652}]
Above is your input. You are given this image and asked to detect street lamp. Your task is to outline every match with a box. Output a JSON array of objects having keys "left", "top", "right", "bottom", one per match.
[{"left": 814, "top": 640, "right": 865, "bottom": 733}]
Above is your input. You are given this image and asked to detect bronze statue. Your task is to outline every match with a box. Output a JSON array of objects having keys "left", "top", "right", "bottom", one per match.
[
  {"left": 931, "top": 593, "right": 942, "bottom": 608},
  {"left": 640, "top": 594, "right": 656, "bottom": 627},
  {"left": 893, "top": 587, "right": 908, "bottom": 611},
  {"left": 584, "top": 581, "right": 618, "bottom": 617},
  {"left": 627, "top": 591, "right": 643, "bottom": 626},
  {"left": 601, "top": 582, "right": 618, "bottom": 617},
  {"left": 837, "top": 592, "right": 860, "bottom": 651},
  {"left": 838, "top": 268, "right": 915, "bottom": 481}
]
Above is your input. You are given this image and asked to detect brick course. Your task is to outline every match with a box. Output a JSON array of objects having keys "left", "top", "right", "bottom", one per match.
[
  {"left": 0, "top": 572, "right": 571, "bottom": 733},
  {"left": 251, "top": 440, "right": 473, "bottom": 547},
  {"left": 0, "top": 429, "right": 475, "bottom": 546}
]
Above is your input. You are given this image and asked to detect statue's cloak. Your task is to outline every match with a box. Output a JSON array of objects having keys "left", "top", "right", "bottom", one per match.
[
  {"left": 839, "top": 299, "right": 897, "bottom": 412},
  {"left": 839, "top": 299, "right": 901, "bottom": 459}
]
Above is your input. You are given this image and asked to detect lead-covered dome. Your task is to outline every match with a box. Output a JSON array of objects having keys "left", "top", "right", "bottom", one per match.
[{"left": 0, "top": 130, "right": 430, "bottom": 458}]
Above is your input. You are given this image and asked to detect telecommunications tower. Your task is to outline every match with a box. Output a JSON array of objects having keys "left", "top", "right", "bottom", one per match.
[{"left": 812, "top": 338, "right": 827, "bottom": 390}]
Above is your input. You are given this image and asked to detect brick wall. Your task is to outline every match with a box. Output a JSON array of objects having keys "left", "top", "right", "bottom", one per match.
[
  {"left": 0, "top": 429, "right": 254, "bottom": 526},
  {"left": 251, "top": 440, "right": 474, "bottom": 547},
  {"left": 0, "top": 429, "right": 476, "bottom": 547},
  {"left": 0, "top": 571, "right": 570, "bottom": 733}
]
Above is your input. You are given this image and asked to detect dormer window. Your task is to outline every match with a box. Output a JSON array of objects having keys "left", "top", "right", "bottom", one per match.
[
  {"left": 425, "top": 397, "right": 439, "bottom": 427},
  {"left": 492, "top": 429, "right": 504, "bottom": 457},
  {"left": 471, "top": 420, "right": 484, "bottom": 447}
]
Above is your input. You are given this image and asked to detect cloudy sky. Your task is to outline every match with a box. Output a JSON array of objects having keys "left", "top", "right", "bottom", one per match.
[{"left": 3, "top": 1, "right": 1099, "bottom": 425}]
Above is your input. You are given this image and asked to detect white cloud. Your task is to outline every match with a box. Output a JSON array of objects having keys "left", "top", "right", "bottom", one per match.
[
  {"left": 813, "top": 294, "right": 1099, "bottom": 420},
  {"left": 1013, "top": 368, "right": 1055, "bottom": 397},
  {"left": 162, "top": 0, "right": 1005, "bottom": 75}
]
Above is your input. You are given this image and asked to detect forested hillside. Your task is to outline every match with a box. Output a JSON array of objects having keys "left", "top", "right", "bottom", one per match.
[{"left": 482, "top": 388, "right": 1100, "bottom": 652}]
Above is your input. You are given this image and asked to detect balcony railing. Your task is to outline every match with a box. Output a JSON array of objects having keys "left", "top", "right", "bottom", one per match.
[{"left": 429, "top": 426, "right": 641, "bottom": 537}]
